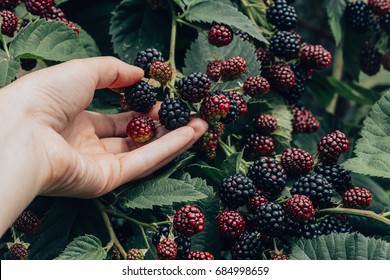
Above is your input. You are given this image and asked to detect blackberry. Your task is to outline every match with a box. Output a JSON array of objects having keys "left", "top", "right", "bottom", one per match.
[
  {"left": 187, "top": 251, "right": 214, "bottom": 260},
  {"left": 217, "top": 210, "right": 246, "bottom": 239},
  {"left": 126, "top": 249, "right": 144, "bottom": 260},
  {"left": 314, "top": 163, "right": 352, "bottom": 193},
  {"left": 111, "top": 246, "right": 120, "bottom": 260},
  {"left": 246, "top": 190, "right": 269, "bottom": 213},
  {"left": 272, "top": 253, "right": 289, "bottom": 260},
  {"left": 342, "top": 187, "right": 373, "bottom": 209},
  {"left": 149, "top": 61, "right": 172, "bottom": 85},
  {"left": 194, "top": 122, "right": 223, "bottom": 159},
  {"left": 13, "top": 210, "right": 41, "bottom": 235},
  {"left": 265, "top": 63, "right": 295, "bottom": 93},
  {"left": 360, "top": 44, "right": 382, "bottom": 76},
  {"left": 9, "top": 243, "right": 28, "bottom": 260},
  {"left": 158, "top": 98, "right": 190, "bottom": 130},
  {"left": 285, "top": 216, "right": 319, "bottom": 239},
  {"left": 255, "top": 47, "right": 275, "bottom": 68},
  {"left": 243, "top": 133, "right": 275, "bottom": 160},
  {"left": 20, "top": 58, "right": 37, "bottom": 71},
  {"left": 220, "top": 173, "right": 255, "bottom": 209},
  {"left": 0, "top": 10, "right": 18, "bottom": 37},
  {"left": 281, "top": 148, "right": 314, "bottom": 175},
  {"left": 226, "top": 91, "right": 247, "bottom": 116},
  {"left": 25, "top": 0, "right": 54, "bottom": 16},
  {"left": 219, "top": 91, "right": 239, "bottom": 124},
  {"left": 380, "top": 12, "right": 390, "bottom": 35},
  {"left": 291, "top": 173, "right": 334, "bottom": 208},
  {"left": 0, "top": 0, "right": 21, "bottom": 9},
  {"left": 173, "top": 204, "right": 205, "bottom": 237},
  {"left": 120, "top": 96, "right": 130, "bottom": 112},
  {"left": 269, "top": 31, "right": 300, "bottom": 59},
  {"left": 300, "top": 44, "right": 333, "bottom": 71},
  {"left": 247, "top": 157, "right": 287, "bottom": 198},
  {"left": 382, "top": 51, "right": 390, "bottom": 70},
  {"left": 253, "top": 202, "right": 287, "bottom": 237},
  {"left": 318, "top": 216, "right": 354, "bottom": 235},
  {"left": 199, "top": 92, "right": 231, "bottom": 123},
  {"left": 345, "top": 1, "right": 374, "bottom": 33},
  {"left": 134, "top": 48, "right": 164, "bottom": 77},
  {"left": 291, "top": 107, "right": 320, "bottom": 133},
  {"left": 221, "top": 56, "right": 247, "bottom": 80},
  {"left": 124, "top": 81, "right": 157, "bottom": 112},
  {"left": 206, "top": 60, "right": 222, "bottom": 82},
  {"left": 254, "top": 114, "right": 278, "bottom": 134},
  {"left": 157, "top": 238, "right": 177, "bottom": 260},
  {"left": 175, "top": 234, "right": 191, "bottom": 260},
  {"left": 126, "top": 116, "right": 156, "bottom": 143},
  {"left": 208, "top": 23, "right": 233, "bottom": 47},
  {"left": 235, "top": 30, "right": 251, "bottom": 41},
  {"left": 43, "top": 6, "right": 66, "bottom": 20},
  {"left": 305, "top": 110, "right": 320, "bottom": 133},
  {"left": 266, "top": 0, "right": 298, "bottom": 31},
  {"left": 317, "top": 130, "right": 350, "bottom": 163},
  {"left": 368, "top": 0, "right": 390, "bottom": 15},
  {"left": 231, "top": 231, "right": 263, "bottom": 260},
  {"left": 283, "top": 64, "right": 306, "bottom": 105},
  {"left": 243, "top": 76, "right": 270, "bottom": 96},
  {"left": 58, "top": 18, "right": 80, "bottom": 34},
  {"left": 177, "top": 72, "right": 211, "bottom": 103},
  {"left": 284, "top": 194, "right": 315, "bottom": 222}
]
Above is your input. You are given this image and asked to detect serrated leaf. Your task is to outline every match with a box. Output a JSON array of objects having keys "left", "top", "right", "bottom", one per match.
[
  {"left": 110, "top": 0, "right": 170, "bottom": 64},
  {"left": 289, "top": 233, "right": 390, "bottom": 260},
  {"left": 220, "top": 152, "right": 244, "bottom": 177},
  {"left": 183, "top": 33, "right": 261, "bottom": 90},
  {"left": 120, "top": 178, "right": 207, "bottom": 209},
  {"left": 9, "top": 19, "right": 89, "bottom": 61},
  {"left": 0, "top": 50, "right": 19, "bottom": 87},
  {"left": 343, "top": 91, "right": 390, "bottom": 179},
  {"left": 186, "top": 163, "right": 224, "bottom": 186},
  {"left": 185, "top": 0, "right": 266, "bottom": 43},
  {"left": 323, "top": 0, "right": 346, "bottom": 46},
  {"left": 56, "top": 234, "right": 106, "bottom": 260}
]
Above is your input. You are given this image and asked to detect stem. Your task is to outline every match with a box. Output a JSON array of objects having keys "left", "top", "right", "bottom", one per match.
[
  {"left": 382, "top": 211, "right": 390, "bottom": 217},
  {"left": 326, "top": 43, "right": 343, "bottom": 114},
  {"left": 1, "top": 36, "right": 10, "bottom": 58},
  {"left": 222, "top": 86, "right": 242, "bottom": 92},
  {"left": 93, "top": 199, "right": 127, "bottom": 258},
  {"left": 218, "top": 139, "right": 250, "bottom": 174},
  {"left": 176, "top": 18, "right": 202, "bottom": 32},
  {"left": 318, "top": 207, "right": 390, "bottom": 227},
  {"left": 105, "top": 209, "right": 165, "bottom": 229},
  {"left": 138, "top": 225, "right": 150, "bottom": 250},
  {"left": 240, "top": 0, "right": 272, "bottom": 36},
  {"left": 167, "top": 3, "right": 178, "bottom": 98},
  {"left": 11, "top": 227, "right": 18, "bottom": 242}
]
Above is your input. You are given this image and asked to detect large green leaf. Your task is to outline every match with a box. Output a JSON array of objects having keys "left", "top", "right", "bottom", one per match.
[
  {"left": 78, "top": 26, "right": 101, "bottom": 57},
  {"left": 9, "top": 19, "right": 89, "bottom": 61},
  {"left": 110, "top": 0, "right": 170, "bottom": 64},
  {"left": 56, "top": 234, "right": 107, "bottom": 260},
  {"left": 323, "top": 0, "right": 346, "bottom": 46},
  {"left": 185, "top": 0, "right": 267, "bottom": 43},
  {"left": 0, "top": 50, "right": 19, "bottom": 87},
  {"left": 120, "top": 178, "right": 207, "bottom": 209},
  {"left": 289, "top": 233, "right": 390, "bottom": 260},
  {"left": 343, "top": 91, "right": 390, "bottom": 179}
]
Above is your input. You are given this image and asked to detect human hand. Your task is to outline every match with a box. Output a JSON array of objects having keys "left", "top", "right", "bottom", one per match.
[{"left": 0, "top": 57, "right": 208, "bottom": 236}]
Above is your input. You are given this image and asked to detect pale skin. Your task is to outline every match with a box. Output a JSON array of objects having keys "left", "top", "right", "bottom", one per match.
[{"left": 0, "top": 57, "right": 208, "bottom": 237}]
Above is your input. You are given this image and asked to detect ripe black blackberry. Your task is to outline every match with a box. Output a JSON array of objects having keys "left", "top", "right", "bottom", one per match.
[
  {"left": 177, "top": 72, "right": 211, "bottom": 103},
  {"left": 285, "top": 216, "right": 319, "bottom": 239},
  {"left": 266, "top": 0, "right": 298, "bottom": 31},
  {"left": 25, "top": 0, "right": 54, "bottom": 16},
  {"left": 13, "top": 210, "right": 41, "bottom": 235},
  {"left": 21, "top": 58, "right": 37, "bottom": 71},
  {"left": 0, "top": 0, "right": 21, "bottom": 9},
  {"left": 208, "top": 23, "right": 233, "bottom": 47},
  {"left": 235, "top": 30, "right": 251, "bottom": 41},
  {"left": 124, "top": 81, "right": 157, "bottom": 112},
  {"left": 220, "top": 173, "right": 255, "bottom": 209},
  {"left": 253, "top": 202, "right": 287, "bottom": 237},
  {"left": 0, "top": 10, "right": 18, "bottom": 37},
  {"left": 382, "top": 51, "right": 390, "bottom": 70},
  {"left": 269, "top": 31, "right": 300, "bottom": 59},
  {"left": 318, "top": 216, "right": 354, "bottom": 235},
  {"left": 291, "top": 173, "right": 334, "bottom": 208},
  {"left": 255, "top": 47, "right": 275, "bottom": 68},
  {"left": 314, "top": 163, "right": 352, "bottom": 193},
  {"left": 217, "top": 210, "right": 246, "bottom": 239},
  {"left": 152, "top": 225, "right": 170, "bottom": 247},
  {"left": 345, "top": 1, "right": 374, "bottom": 33},
  {"left": 281, "top": 148, "right": 314, "bottom": 175},
  {"left": 317, "top": 130, "right": 350, "bottom": 163},
  {"left": 134, "top": 48, "right": 164, "bottom": 77},
  {"left": 254, "top": 114, "right": 278, "bottom": 134},
  {"left": 9, "top": 243, "right": 28, "bottom": 260},
  {"left": 265, "top": 63, "right": 295, "bottom": 93},
  {"left": 231, "top": 231, "right": 263, "bottom": 260},
  {"left": 380, "top": 12, "right": 390, "bottom": 35},
  {"left": 247, "top": 157, "right": 287, "bottom": 198},
  {"left": 360, "top": 44, "right": 382, "bottom": 76},
  {"left": 158, "top": 98, "right": 190, "bottom": 130},
  {"left": 243, "top": 133, "right": 275, "bottom": 160},
  {"left": 175, "top": 234, "right": 191, "bottom": 259},
  {"left": 206, "top": 60, "right": 222, "bottom": 82}
]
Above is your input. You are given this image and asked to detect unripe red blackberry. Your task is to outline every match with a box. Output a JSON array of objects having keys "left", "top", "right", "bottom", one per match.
[
  {"left": 243, "top": 76, "right": 270, "bottom": 96},
  {"left": 0, "top": 10, "right": 18, "bottom": 37},
  {"left": 126, "top": 248, "right": 144, "bottom": 260},
  {"left": 221, "top": 56, "right": 247, "bottom": 80},
  {"left": 266, "top": 0, "right": 297, "bottom": 31},
  {"left": 173, "top": 204, "right": 205, "bottom": 237},
  {"left": 42, "top": 6, "right": 66, "bottom": 20},
  {"left": 157, "top": 238, "right": 178, "bottom": 260},
  {"left": 217, "top": 210, "right": 246, "bottom": 239},
  {"left": 368, "top": 0, "right": 390, "bottom": 15},
  {"left": 208, "top": 23, "right": 233, "bottom": 47},
  {"left": 253, "top": 202, "right": 287, "bottom": 237},
  {"left": 317, "top": 130, "right": 350, "bottom": 163},
  {"left": 25, "top": 0, "right": 54, "bottom": 15},
  {"left": 265, "top": 63, "right": 295, "bottom": 93},
  {"left": 255, "top": 47, "right": 275, "bottom": 68},
  {"left": 342, "top": 187, "right": 373, "bottom": 209},
  {"left": 382, "top": 51, "right": 390, "bottom": 70},
  {"left": 360, "top": 44, "right": 382, "bottom": 76},
  {"left": 246, "top": 190, "right": 269, "bottom": 213},
  {"left": 272, "top": 253, "right": 289, "bottom": 260},
  {"left": 187, "top": 251, "right": 214, "bottom": 260},
  {"left": 57, "top": 18, "right": 80, "bottom": 34},
  {"left": 126, "top": 116, "right": 156, "bottom": 143},
  {"left": 345, "top": 1, "right": 374, "bottom": 33},
  {"left": 300, "top": 44, "right": 332, "bottom": 71},
  {"left": 254, "top": 114, "right": 278, "bottom": 134},
  {"left": 124, "top": 81, "right": 157, "bottom": 112},
  {"left": 178, "top": 72, "right": 211, "bottom": 103},
  {"left": 194, "top": 122, "right": 223, "bottom": 159},
  {"left": 305, "top": 110, "right": 321, "bottom": 133},
  {"left": 291, "top": 106, "right": 320, "bottom": 133},
  {"left": 243, "top": 133, "right": 275, "bottom": 160},
  {"left": 151, "top": 225, "right": 191, "bottom": 260},
  {"left": 225, "top": 91, "right": 247, "bottom": 116},
  {"left": 149, "top": 61, "right": 172, "bottom": 85},
  {"left": 200, "top": 92, "right": 231, "bottom": 123},
  {"left": 206, "top": 60, "right": 222, "bottom": 82},
  {"left": 13, "top": 210, "right": 41, "bottom": 235},
  {"left": 0, "top": 0, "right": 21, "bottom": 9},
  {"left": 231, "top": 231, "right": 263, "bottom": 260},
  {"left": 269, "top": 31, "right": 300, "bottom": 59},
  {"left": 220, "top": 173, "right": 255, "bottom": 209},
  {"left": 134, "top": 48, "right": 164, "bottom": 77},
  {"left": 9, "top": 243, "right": 28, "bottom": 260},
  {"left": 284, "top": 194, "right": 315, "bottom": 222},
  {"left": 158, "top": 98, "right": 190, "bottom": 130},
  {"left": 281, "top": 148, "right": 314, "bottom": 175}
]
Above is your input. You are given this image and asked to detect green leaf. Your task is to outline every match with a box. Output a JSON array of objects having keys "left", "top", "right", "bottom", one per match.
[
  {"left": 183, "top": 33, "right": 261, "bottom": 90},
  {"left": 55, "top": 0, "right": 68, "bottom": 5},
  {"left": 186, "top": 163, "right": 224, "bottom": 186},
  {"left": 306, "top": 72, "right": 336, "bottom": 107},
  {"left": 220, "top": 152, "right": 244, "bottom": 177},
  {"left": 78, "top": 26, "right": 101, "bottom": 57},
  {"left": 110, "top": 0, "right": 170, "bottom": 64},
  {"left": 185, "top": 0, "right": 267, "bottom": 43},
  {"left": 289, "top": 233, "right": 390, "bottom": 260},
  {"left": 56, "top": 234, "right": 107, "bottom": 260},
  {"left": 9, "top": 19, "right": 89, "bottom": 61},
  {"left": 120, "top": 178, "right": 207, "bottom": 209},
  {"left": 0, "top": 50, "right": 19, "bottom": 87},
  {"left": 343, "top": 91, "right": 390, "bottom": 179},
  {"left": 323, "top": 0, "right": 346, "bottom": 46}
]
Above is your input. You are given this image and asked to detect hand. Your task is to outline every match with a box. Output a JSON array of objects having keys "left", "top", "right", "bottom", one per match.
[{"left": 0, "top": 57, "right": 208, "bottom": 236}]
